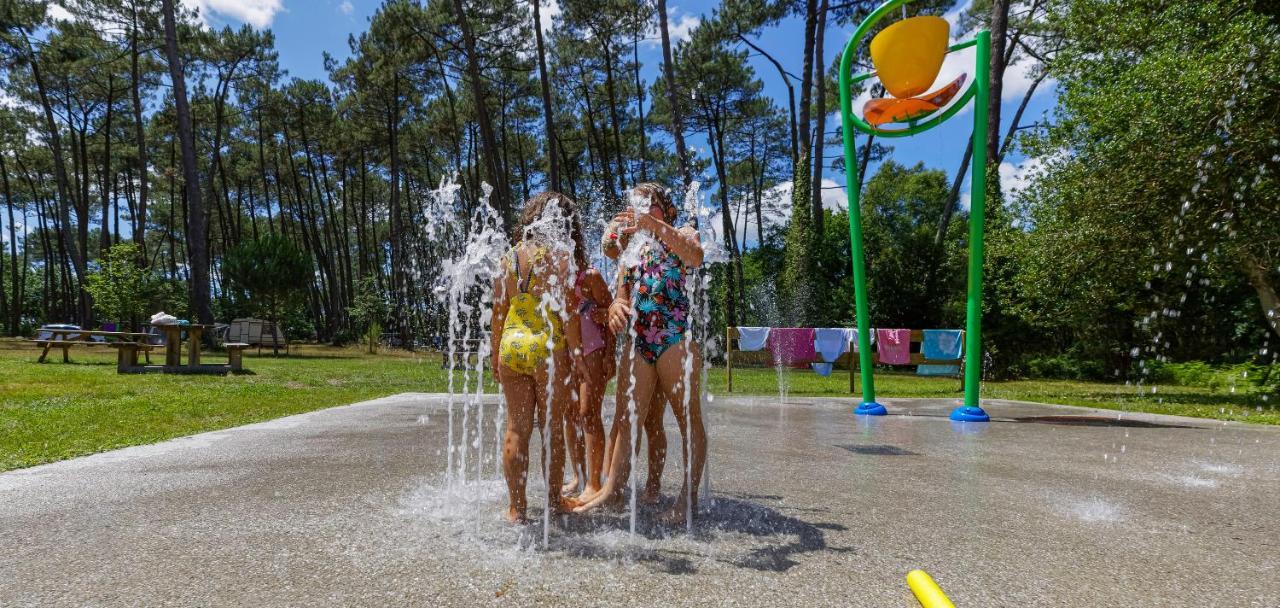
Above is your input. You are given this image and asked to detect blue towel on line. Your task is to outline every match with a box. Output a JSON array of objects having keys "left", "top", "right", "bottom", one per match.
[
  {"left": 736, "top": 327, "right": 770, "bottom": 352},
  {"left": 814, "top": 328, "right": 852, "bottom": 363},
  {"left": 922, "top": 329, "right": 963, "bottom": 360},
  {"left": 811, "top": 362, "right": 835, "bottom": 377}
]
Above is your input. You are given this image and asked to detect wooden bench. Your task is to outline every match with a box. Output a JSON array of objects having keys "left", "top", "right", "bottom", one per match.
[
  {"left": 225, "top": 342, "right": 249, "bottom": 371},
  {"left": 31, "top": 329, "right": 156, "bottom": 363}
]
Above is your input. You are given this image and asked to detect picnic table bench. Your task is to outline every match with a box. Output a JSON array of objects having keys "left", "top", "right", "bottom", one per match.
[{"left": 31, "top": 329, "right": 157, "bottom": 364}]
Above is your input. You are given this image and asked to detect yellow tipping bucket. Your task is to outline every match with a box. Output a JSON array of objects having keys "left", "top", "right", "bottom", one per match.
[{"left": 869, "top": 16, "right": 950, "bottom": 98}]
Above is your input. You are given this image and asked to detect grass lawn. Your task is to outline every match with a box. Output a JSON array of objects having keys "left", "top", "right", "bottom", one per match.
[{"left": 2, "top": 340, "right": 1275, "bottom": 472}]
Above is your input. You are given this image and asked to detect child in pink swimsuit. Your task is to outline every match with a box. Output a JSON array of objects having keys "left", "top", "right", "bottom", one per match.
[{"left": 562, "top": 267, "right": 614, "bottom": 499}]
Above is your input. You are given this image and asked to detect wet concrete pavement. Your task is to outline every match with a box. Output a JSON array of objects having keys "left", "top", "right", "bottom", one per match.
[{"left": 2, "top": 394, "right": 1278, "bottom": 607}]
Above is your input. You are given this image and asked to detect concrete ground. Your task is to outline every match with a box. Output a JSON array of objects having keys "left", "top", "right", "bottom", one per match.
[{"left": 2, "top": 393, "right": 1278, "bottom": 607}]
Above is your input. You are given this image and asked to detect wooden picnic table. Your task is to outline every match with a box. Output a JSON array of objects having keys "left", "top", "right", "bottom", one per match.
[{"left": 151, "top": 323, "right": 215, "bottom": 367}]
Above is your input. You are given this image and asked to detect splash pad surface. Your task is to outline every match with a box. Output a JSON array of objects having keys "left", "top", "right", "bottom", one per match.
[{"left": 2, "top": 394, "right": 1277, "bottom": 606}]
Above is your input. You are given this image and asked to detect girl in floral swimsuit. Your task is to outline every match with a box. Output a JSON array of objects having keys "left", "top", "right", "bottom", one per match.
[{"left": 575, "top": 183, "right": 708, "bottom": 525}]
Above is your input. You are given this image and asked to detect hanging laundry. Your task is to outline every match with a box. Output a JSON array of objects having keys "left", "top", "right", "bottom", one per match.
[
  {"left": 811, "top": 362, "right": 835, "bottom": 377},
  {"left": 736, "top": 327, "right": 771, "bottom": 352},
  {"left": 768, "top": 328, "right": 817, "bottom": 365},
  {"left": 876, "top": 328, "right": 912, "bottom": 365},
  {"left": 814, "top": 328, "right": 852, "bottom": 362},
  {"left": 922, "top": 329, "right": 963, "bottom": 360},
  {"left": 848, "top": 328, "right": 875, "bottom": 353}
]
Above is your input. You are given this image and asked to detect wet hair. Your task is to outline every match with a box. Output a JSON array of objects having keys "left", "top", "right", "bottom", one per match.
[
  {"left": 633, "top": 182, "right": 678, "bottom": 224},
  {"left": 517, "top": 191, "right": 588, "bottom": 271}
]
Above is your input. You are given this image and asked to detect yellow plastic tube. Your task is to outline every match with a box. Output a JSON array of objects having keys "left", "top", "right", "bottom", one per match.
[{"left": 906, "top": 570, "right": 957, "bottom": 608}]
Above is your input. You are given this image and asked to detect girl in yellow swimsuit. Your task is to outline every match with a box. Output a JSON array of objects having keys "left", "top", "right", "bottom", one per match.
[{"left": 490, "top": 192, "right": 586, "bottom": 524}]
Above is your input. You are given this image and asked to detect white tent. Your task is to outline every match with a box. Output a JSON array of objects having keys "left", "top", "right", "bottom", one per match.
[{"left": 225, "top": 318, "right": 288, "bottom": 352}]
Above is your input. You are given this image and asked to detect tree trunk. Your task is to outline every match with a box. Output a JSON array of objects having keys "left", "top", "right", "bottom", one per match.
[
  {"left": 601, "top": 39, "right": 628, "bottom": 195},
  {"left": 809, "top": 0, "right": 829, "bottom": 234},
  {"left": 0, "top": 153, "right": 17, "bottom": 334},
  {"left": 24, "top": 32, "right": 88, "bottom": 322},
  {"left": 531, "top": 0, "right": 561, "bottom": 192},
  {"left": 633, "top": 34, "right": 648, "bottom": 181},
  {"left": 450, "top": 0, "right": 513, "bottom": 233},
  {"left": 162, "top": 0, "right": 213, "bottom": 325},
  {"left": 100, "top": 74, "right": 116, "bottom": 255},
  {"left": 1240, "top": 253, "right": 1280, "bottom": 340},
  {"left": 130, "top": 3, "right": 149, "bottom": 259},
  {"left": 657, "top": 0, "right": 693, "bottom": 189},
  {"left": 986, "top": 0, "right": 1011, "bottom": 165}
]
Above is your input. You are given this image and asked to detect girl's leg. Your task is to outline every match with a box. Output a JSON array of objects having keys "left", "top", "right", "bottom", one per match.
[
  {"left": 562, "top": 387, "right": 584, "bottom": 495},
  {"left": 500, "top": 367, "right": 537, "bottom": 523},
  {"left": 535, "top": 349, "right": 575, "bottom": 512},
  {"left": 641, "top": 399, "right": 667, "bottom": 504},
  {"left": 579, "top": 350, "right": 607, "bottom": 496},
  {"left": 574, "top": 344, "right": 658, "bottom": 513},
  {"left": 654, "top": 342, "right": 706, "bottom": 525}
]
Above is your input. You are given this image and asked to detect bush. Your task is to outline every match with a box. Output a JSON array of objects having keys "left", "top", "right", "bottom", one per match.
[{"left": 1149, "top": 360, "right": 1279, "bottom": 397}]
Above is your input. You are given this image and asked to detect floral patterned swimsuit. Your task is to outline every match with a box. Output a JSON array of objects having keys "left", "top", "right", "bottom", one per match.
[{"left": 624, "top": 240, "right": 689, "bottom": 364}]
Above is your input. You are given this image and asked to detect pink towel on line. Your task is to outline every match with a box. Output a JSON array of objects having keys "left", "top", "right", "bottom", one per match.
[
  {"left": 876, "top": 328, "right": 912, "bottom": 365},
  {"left": 767, "top": 328, "right": 817, "bottom": 366}
]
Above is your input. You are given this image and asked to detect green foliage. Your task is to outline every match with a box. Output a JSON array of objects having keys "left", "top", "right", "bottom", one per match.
[
  {"left": 859, "top": 161, "right": 967, "bottom": 328},
  {"left": 999, "top": 0, "right": 1280, "bottom": 376},
  {"left": 83, "top": 243, "right": 148, "bottom": 329},
  {"left": 222, "top": 234, "right": 313, "bottom": 331},
  {"left": 348, "top": 277, "right": 389, "bottom": 354}
]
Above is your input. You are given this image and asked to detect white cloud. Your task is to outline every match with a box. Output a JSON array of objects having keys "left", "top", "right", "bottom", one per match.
[
  {"left": 999, "top": 155, "right": 1044, "bottom": 196},
  {"left": 535, "top": 0, "right": 560, "bottom": 35},
  {"left": 637, "top": 5, "right": 699, "bottom": 48},
  {"left": 183, "top": 0, "right": 283, "bottom": 29},
  {"left": 667, "top": 11, "right": 699, "bottom": 44},
  {"left": 707, "top": 179, "right": 849, "bottom": 249},
  {"left": 338, "top": 0, "right": 353, "bottom": 16},
  {"left": 47, "top": 3, "right": 75, "bottom": 22}
]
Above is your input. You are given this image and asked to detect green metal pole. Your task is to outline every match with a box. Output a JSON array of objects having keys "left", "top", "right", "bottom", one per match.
[
  {"left": 953, "top": 30, "right": 991, "bottom": 422},
  {"left": 838, "top": 40, "right": 883, "bottom": 415}
]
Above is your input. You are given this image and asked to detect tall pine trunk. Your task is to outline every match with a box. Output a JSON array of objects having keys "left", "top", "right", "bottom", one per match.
[
  {"left": 162, "top": 0, "right": 213, "bottom": 325},
  {"left": 657, "top": 0, "right": 692, "bottom": 189},
  {"left": 451, "top": 0, "right": 513, "bottom": 233},
  {"left": 531, "top": 0, "right": 561, "bottom": 191}
]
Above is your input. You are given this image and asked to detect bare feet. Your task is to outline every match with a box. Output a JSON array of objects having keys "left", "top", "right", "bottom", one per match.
[
  {"left": 573, "top": 486, "right": 626, "bottom": 513},
  {"left": 640, "top": 485, "right": 662, "bottom": 505},
  {"left": 503, "top": 507, "right": 528, "bottom": 524},
  {"left": 561, "top": 477, "right": 580, "bottom": 496},
  {"left": 552, "top": 495, "right": 582, "bottom": 514}
]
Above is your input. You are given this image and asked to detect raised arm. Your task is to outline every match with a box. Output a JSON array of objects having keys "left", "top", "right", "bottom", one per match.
[{"left": 639, "top": 214, "right": 703, "bottom": 268}]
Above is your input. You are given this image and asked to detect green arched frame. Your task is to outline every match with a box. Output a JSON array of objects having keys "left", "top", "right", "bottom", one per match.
[{"left": 838, "top": 0, "right": 991, "bottom": 420}]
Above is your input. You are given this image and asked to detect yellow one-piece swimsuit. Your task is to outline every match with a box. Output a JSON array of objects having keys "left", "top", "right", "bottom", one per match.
[{"left": 499, "top": 248, "right": 564, "bottom": 375}]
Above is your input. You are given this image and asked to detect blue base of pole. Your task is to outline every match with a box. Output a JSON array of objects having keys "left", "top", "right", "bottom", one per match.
[
  {"left": 949, "top": 405, "right": 990, "bottom": 422},
  {"left": 854, "top": 402, "right": 888, "bottom": 416}
]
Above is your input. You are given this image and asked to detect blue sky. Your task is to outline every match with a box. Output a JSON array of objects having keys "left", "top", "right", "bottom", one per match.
[{"left": 136, "top": 0, "right": 1057, "bottom": 242}]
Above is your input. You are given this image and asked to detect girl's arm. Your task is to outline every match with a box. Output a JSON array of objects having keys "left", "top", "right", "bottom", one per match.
[
  {"left": 637, "top": 213, "right": 704, "bottom": 267},
  {"left": 558, "top": 255, "right": 587, "bottom": 377},
  {"left": 607, "top": 264, "right": 632, "bottom": 335},
  {"left": 490, "top": 259, "right": 512, "bottom": 372},
  {"left": 601, "top": 214, "right": 630, "bottom": 260}
]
